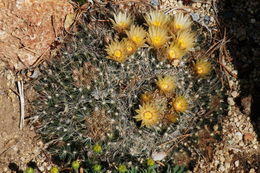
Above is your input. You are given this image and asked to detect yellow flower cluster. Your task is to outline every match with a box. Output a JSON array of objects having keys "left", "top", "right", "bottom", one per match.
[
  {"left": 134, "top": 75, "right": 189, "bottom": 128},
  {"left": 106, "top": 12, "right": 146, "bottom": 63},
  {"left": 105, "top": 10, "right": 213, "bottom": 127},
  {"left": 106, "top": 10, "right": 204, "bottom": 66}
]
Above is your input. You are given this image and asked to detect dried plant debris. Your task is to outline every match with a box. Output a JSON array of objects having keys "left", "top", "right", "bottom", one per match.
[{"left": 31, "top": 4, "right": 227, "bottom": 171}]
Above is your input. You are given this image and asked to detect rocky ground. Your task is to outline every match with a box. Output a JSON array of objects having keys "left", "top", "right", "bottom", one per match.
[{"left": 0, "top": 0, "right": 259, "bottom": 172}]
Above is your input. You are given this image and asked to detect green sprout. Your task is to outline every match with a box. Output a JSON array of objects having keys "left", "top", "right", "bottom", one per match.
[
  {"left": 93, "top": 164, "right": 102, "bottom": 172},
  {"left": 118, "top": 164, "right": 128, "bottom": 173},
  {"left": 93, "top": 144, "right": 102, "bottom": 154},
  {"left": 50, "top": 166, "right": 59, "bottom": 173},
  {"left": 25, "top": 167, "right": 34, "bottom": 173},
  {"left": 72, "top": 160, "right": 80, "bottom": 173}
]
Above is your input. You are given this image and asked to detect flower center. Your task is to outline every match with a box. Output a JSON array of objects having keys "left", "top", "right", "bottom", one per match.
[
  {"left": 161, "top": 83, "right": 169, "bottom": 90},
  {"left": 114, "top": 50, "right": 122, "bottom": 58},
  {"left": 118, "top": 22, "right": 128, "bottom": 28},
  {"left": 144, "top": 111, "right": 153, "bottom": 120},
  {"left": 168, "top": 49, "right": 176, "bottom": 59},
  {"left": 132, "top": 36, "right": 141, "bottom": 44},
  {"left": 153, "top": 36, "right": 162, "bottom": 45},
  {"left": 127, "top": 46, "right": 133, "bottom": 52},
  {"left": 152, "top": 21, "right": 161, "bottom": 27},
  {"left": 178, "top": 39, "right": 186, "bottom": 49},
  {"left": 174, "top": 100, "right": 187, "bottom": 112},
  {"left": 175, "top": 24, "right": 183, "bottom": 30},
  {"left": 196, "top": 66, "right": 204, "bottom": 75}
]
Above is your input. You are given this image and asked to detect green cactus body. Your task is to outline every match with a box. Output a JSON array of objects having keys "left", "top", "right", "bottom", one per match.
[{"left": 32, "top": 5, "right": 227, "bottom": 172}]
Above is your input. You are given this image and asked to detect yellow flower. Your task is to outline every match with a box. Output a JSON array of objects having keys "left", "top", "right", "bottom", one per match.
[
  {"left": 175, "top": 30, "right": 195, "bottom": 51},
  {"left": 156, "top": 75, "right": 176, "bottom": 93},
  {"left": 165, "top": 43, "right": 186, "bottom": 61},
  {"left": 194, "top": 59, "right": 212, "bottom": 77},
  {"left": 106, "top": 40, "right": 127, "bottom": 63},
  {"left": 147, "top": 26, "right": 169, "bottom": 49},
  {"left": 172, "top": 96, "right": 188, "bottom": 113},
  {"left": 123, "top": 39, "right": 137, "bottom": 56},
  {"left": 170, "top": 13, "right": 192, "bottom": 32},
  {"left": 126, "top": 25, "right": 146, "bottom": 47},
  {"left": 147, "top": 158, "right": 155, "bottom": 166},
  {"left": 140, "top": 92, "right": 153, "bottom": 104},
  {"left": 145, "top": 10, "right": 169, "bottom": 28},
  {"left": 111, "top": 12, "right": 132, "bottom": 32},
  {"left": 134, "top": 103, "right": 161, "bottom": 127}
]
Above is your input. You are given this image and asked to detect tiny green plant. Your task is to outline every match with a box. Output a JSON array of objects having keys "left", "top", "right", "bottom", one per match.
[
  {"left": 50, "top": 166, "right": 59, "bottom": 173},
  {"left": 72, "top": 160, "right": 80, "bottom": 173},
  {"left": 24, "top": 167, "right": 34, "bottom": 173}
]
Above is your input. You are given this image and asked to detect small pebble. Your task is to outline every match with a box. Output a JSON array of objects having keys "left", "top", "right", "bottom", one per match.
[
  {"left": 225, "top": 162, "right": 231, "bottom": 169},
  {"left": 152, "top": 152, "right": 167, "bottom": 161},
  {"left": 218, "top": 165, "right": 225, "bottom": 172},
  {"left": 231, "top": 91, "right": 239, "bottom": 98},
  {"left": 220, "top": 156, "right": 225, "bottom": 163},
  {"left": 214, "top": 160, "right": 219, "bottom": 167},
  {"left": 235, "top": 160, "right": 239, "bottom": 167},
  {"left": 250, "top": 18, "right": 256, "bottom": 23},
  {"left": 227, "top": 97, "right": 235, "bottom": 105},
  {"left": 191, "top": 13, "right": 200, "bottom": 22},
  {"left": 204, "top": 15, "right": 210, "bottom": 24},
  {"left": 213, "top": 124, "right": 218, "bottom": 131},
  {"left": 249, "top": 168, "right": 256, "bottom": 173},
  {"left": 39, "top": 166, "right": 45, "bottom": 172},
  {"left": 239, "top": 141, "right": 244, "bottom": 146},
  {"left": 196, "top": 2, "right": 201, "bottom": 8},
  {"left": 150, "top": 0, "right": 159, "bottom": 6}
]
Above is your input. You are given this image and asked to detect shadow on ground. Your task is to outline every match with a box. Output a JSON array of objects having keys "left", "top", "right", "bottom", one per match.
[{"left": 217, "top": 0, "right": 260, "bottom": 139}]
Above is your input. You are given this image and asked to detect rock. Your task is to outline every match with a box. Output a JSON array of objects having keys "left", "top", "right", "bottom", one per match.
[
  {"left": 204, "top": 15, "right": 210, "bottom": 24},
  {"left": 231, "top": 91, "right": 239, "bottom": 98},
  {"left": 218, "top": 165, "right": 225, "bottom": 172},
  {"left": 250, "top": 18, "right": 256, "bottom": 23},
  {"left": 196, "top": 2, "right": 201, "bottom": 8},
  {"left": 150, "top": 0, "right": 159, "bottom": 6},
  {"left": 152, "top": 151, "right": 167, "bottom": 161},
  {"left": 225, "top": 162, "right": 231, "bottom": 169},
  {"left": 235, "top": 160, "right": 239, "bottom": 167},
  {"left": 220, "top": 156, "right": 225, "bottom": 163},
  {"left": 191, "top": 13, "right": 200, "bottom": 22},
  {"left": 0, "top": 0, "right": 73, "bottom": 70},
  {"left": 39, "top": 166, "right": 45, "bottom": 172},
  {"left": 249, "top": 168, "right": 256, "bottom": 173},
  {"left": 235, "top": 132, "right": 243, "bottom": 141},
  {"left": 227, "top": 97, "right": 235, "bottom": 105}
]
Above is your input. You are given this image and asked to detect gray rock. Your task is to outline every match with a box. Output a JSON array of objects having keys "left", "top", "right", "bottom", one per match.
[
  {"left": 150, "top": 0, "right": 159, "bottom": 6},
  {"left": 191, "top": 13, "right": 200, "bottom": 22}
]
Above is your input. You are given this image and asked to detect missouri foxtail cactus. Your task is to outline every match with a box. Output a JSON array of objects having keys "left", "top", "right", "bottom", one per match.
[{"left": 31, "top": 5, "right": 227, "bottom": 172}]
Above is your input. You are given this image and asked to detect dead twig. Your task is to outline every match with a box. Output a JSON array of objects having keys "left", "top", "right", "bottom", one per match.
[
  {"left": 17, "top": 80, "right": 25, "bottom": 129},
  {"left": 159, "top": 133, "right": 191, "bottom": 147}
]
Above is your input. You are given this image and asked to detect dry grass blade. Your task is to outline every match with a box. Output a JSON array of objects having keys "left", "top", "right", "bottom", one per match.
[{"left": 17, "top": 80, "right": 25, "bottom": 129}]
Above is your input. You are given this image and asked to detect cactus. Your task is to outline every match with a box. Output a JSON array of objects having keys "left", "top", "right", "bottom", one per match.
[{"left": 31, "top": 4, "right": 226, "bottom": 171}]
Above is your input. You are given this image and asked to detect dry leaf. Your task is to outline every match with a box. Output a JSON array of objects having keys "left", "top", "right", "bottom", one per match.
[
  {"left": 243, "top": 133, "right": 254, "bottom": 142},
  {"left": 64, "top": 13, "right": 76, "bottom": 32}
]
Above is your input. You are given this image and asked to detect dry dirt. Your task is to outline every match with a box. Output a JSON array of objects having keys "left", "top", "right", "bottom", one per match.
[{"left": 0, "top": 62, "right": 48, "bottom": 172}]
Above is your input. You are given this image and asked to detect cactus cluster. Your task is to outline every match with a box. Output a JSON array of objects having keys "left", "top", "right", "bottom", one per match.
[{"left": 31, "top": 5, "right": 226, "bottom": 172}]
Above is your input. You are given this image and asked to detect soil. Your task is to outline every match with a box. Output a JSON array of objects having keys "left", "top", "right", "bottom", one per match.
[{"left": 0, "top": 63, "right": 49, "bottom": 172}]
